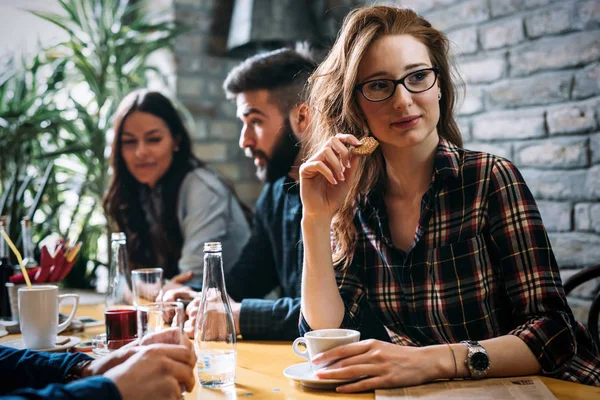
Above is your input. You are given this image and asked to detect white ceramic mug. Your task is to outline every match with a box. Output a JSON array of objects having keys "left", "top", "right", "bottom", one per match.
[
  {"left": 293, "top": 328, "right": 360, "bottom": 370},
  {"left": 18, "top": 285, "right": 80, "bottom": 349}
]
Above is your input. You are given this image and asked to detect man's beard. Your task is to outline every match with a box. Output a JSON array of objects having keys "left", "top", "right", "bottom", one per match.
[{"left": 248, "top": 118, "right": 300, "bottom": 183}]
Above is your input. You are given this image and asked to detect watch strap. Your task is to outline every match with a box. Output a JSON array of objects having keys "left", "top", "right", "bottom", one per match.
[{"left": 64, "top": 358, "right": 94, "bottom": 383}]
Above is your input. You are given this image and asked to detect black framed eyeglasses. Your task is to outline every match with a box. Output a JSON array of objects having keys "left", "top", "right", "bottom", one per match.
[{"left": 355, "top": 67, "right": 439, "bottom": 102}]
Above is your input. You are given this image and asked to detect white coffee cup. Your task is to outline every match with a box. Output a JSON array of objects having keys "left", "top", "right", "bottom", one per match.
[
  {"left": 293, "top": 328, "right": 360, "bottom": 370},
  {"left": 18, "top": 285, "right": 80, "bottom": 349}
]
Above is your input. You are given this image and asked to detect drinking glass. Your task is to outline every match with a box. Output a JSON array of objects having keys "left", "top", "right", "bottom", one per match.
[
  {"left": 137, "top": 301, "right": 186, "bottom": 397},
  {"left": 137, "top": 301, "right": 184, "bottom": 340},
  {"left": 131, "top": 268, "right": 163, "bottom": 307}
]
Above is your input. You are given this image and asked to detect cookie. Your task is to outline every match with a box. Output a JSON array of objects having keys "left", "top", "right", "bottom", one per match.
[{"left": 351, "top": 137, "right": 379, "bottom": 155}]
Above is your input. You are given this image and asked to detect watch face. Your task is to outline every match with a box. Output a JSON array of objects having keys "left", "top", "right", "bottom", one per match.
[{"left": 471, "top": 351, "right": 490, "bottom": 371}]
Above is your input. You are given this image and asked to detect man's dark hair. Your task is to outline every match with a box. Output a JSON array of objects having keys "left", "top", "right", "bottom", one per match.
[{"left": 223, "top": 47, "right": 317, "bottom": 114}]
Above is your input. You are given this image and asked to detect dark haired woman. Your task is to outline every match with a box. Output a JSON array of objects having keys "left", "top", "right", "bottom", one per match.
[{"left": 104, "top": 90, "right": 251, "bottom": 288}]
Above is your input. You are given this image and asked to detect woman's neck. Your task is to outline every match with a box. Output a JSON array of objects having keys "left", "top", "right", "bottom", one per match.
[{"left": 382, "top": 132, "right": 439, "bottom": 200}]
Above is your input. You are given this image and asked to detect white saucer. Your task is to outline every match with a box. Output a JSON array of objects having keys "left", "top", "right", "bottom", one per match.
[
  {"left": 283, "top": 362, "right": 356, "bottom": 389},
  {"left": 0, "top": 329, "right": 7, "bottom": 338},
  {"left": 1, "top": 336, "right": 81, "bottom": 352}
]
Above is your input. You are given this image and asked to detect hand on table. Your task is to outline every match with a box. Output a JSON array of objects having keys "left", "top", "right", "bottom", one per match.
[
  {"left": 312, "top": 339, "right": 446, "bottom": 393},
  {"left": 85, "top": 327, "right": 196, "bottom": 376},
  {"left": 184, "top": 295, "right": 241, "bottom": 339},
  {"left": 162, "top": 285, "right": 198, "bottom": 303},
  {"left": 161, "top": 271, "right": 194, "bottom": 295},
  {"left": 104, "top": 343, "right": 196, "bottom": 400}
]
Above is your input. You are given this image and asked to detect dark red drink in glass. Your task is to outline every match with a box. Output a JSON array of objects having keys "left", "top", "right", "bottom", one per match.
[{"left": 105, "top": 307, "right": 137, "bottom": 345}]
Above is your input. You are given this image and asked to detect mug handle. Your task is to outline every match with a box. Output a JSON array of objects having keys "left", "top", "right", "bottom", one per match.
[
  {"left": 57, "top": 294, "right": 80, "bottom": 333},
  {"left": 292, "top": 337, "right": 310, "bottom": 360}
]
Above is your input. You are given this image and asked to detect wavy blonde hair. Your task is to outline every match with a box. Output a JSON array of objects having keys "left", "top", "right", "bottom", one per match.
[{"left": 306, "top": 5, "right": 464, "bottom": 267}]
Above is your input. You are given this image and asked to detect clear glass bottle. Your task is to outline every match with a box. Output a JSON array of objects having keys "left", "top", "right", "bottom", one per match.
[
  {"left": 194, "top": 242, "right": 236, "bottom": 387},
  {"left": 104, "top": 232, "right": 136, "bottom": 347},
  {"left": 0, "top": 216, "right": 14, "bottom": 319},
  {"left": 20, "top": 217, "right": 38, "bottom": 269}
]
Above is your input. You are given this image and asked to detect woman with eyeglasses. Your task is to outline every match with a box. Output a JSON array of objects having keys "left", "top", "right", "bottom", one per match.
[{"left": 298, "top": 5, "right": 599, "bottom": 393}]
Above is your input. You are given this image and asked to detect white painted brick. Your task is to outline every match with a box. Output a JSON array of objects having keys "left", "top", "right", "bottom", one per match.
[
  {"left": 447, "top": 26, "right": 479, "bottom": 55},
  {"left": 585, "top": 165, "right": 600, "bottom": 200},
  {"left": 211, "top": 120, "right": 240, "bottom": 140},
  {"left": 574, "top": 203, "right": 600, "bottom": 233},
  {"left": 177, "top": 55, "right": 202, "bottom": 74},
  {"left": 175, "top": 8, "right": 212, "bottom": 33},
  {"left": 524, "top": 3, "right": 576, "bottom": 38},
  {"left": 459, "top": 55, "right": 507, "bottom": 83},
  {"left": 218, "top": 101, "right": 238, "bottom": 119},
  {"left": 592, "top": 203, "right": 600, "bottom": 233},
  {"left": 521, "top": 168, "right": 588, "bottom": 200},
  {"left": 490, "top": 0, "right": 554, "bottom": 17},
  {"left": 192, "top": 142, "right": 228, "bottom": 162},
  {"left": 426, "top": 0, "right": 490, "bottom": 31},
  {"left": 485, "top": 71, "right": 572, "bottom": 108},
  {"left": 575, "top": 203, "right": 592, "bottom": 231},
  {"left": 177, "top": 76, "right": 203, "bottom": 97},
  {"left": 456, "top": 117, "right": 472, "bottom": 141},
  {"left": 573, "top": 62, "right": 600, "bottom": 100},
  {"left": 464, "top": 142, "right": 512, "bottom": 160},
  {"left": 577, "top": 0, "right": 600, "bottom": 29},
  {"left": 592, "top": 132, "right": 600, "bottom": 165},
  {"left": 479, "top": 17, "right": 525, "bottom": 50},
  {"left": 458, "top": 85, "right": 484, "bottom": 115},
  {"left": 537, "top": 200, "right": 572, "bottom": 232},
  {"left": 547, "top": 101, "right": 597, "bottom": 136},
  {"left": 549, "top": 232, "right": 600, "bottom": 268},
  {"left": 205, "top": 78, "right": 225, "bottom": 98},
  {"left": 191, "top": 118, "right": 209, "bottom": 139},
  {"left": 472, "top": 109, "right": 546, "bottom": 140},
  {"left": 515, "top": 136, "right": 588, "bottom": 168},
  {"left": 510, "top": 31, "right": 600, "bottom": 77},
  {"left": 213, "top": 162, "right": 241, "bottom": 181},
  {"left": 174, "top": 33, "right": 207, "bottom": 54},
  {"left": 391, "top": 0, "right": 463, "bottom": 13}
]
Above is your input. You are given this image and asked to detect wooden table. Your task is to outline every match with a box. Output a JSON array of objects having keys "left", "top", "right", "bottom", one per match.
[{"left": 2, "top": 303, "right": 599, "bottom": 399}]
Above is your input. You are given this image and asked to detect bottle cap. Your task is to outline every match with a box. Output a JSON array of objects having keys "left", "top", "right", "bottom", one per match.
[
  {"left": 204, "top": 242, "right": 222, "bottom": 252},
  {"left": 111, "top": 232, "right": 126, "bottom": 241}
]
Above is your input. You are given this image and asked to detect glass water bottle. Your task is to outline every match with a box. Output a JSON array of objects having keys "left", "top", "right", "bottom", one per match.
[
  {"left": 21, "top": 217, "right": 38, "bottom": 269},
  {"left": 194, "top": 242, "right": 236, "bottom": 387}
]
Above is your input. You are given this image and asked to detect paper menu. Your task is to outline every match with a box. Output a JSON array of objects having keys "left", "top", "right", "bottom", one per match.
[{"left": 376, "top": 376, "right": 557, "bottom": 400}]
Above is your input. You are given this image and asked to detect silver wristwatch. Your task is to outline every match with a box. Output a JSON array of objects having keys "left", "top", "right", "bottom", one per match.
[{"left": 460, "top": 340, "right": 490, "bottom": 379}]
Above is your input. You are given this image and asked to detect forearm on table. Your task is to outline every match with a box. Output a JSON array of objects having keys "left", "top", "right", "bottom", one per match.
[
  {"left": 239, "top": 297, "right": 301, "bottom": 340},
  {"left": 300, "top": 217, "right": 345, "bottom": 330},
  {"left": 433, "top": 335, "right": 541, "bottom": 380}
]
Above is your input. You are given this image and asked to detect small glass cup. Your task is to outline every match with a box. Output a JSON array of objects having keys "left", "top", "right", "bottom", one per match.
[
  {"left": 137, "top": 301, "right": 187, "bottom": 397},
  {"left": 131, "top": 268, "right": 163, "bottom": 307},
  {"left": 137, "top": 301, "right": 184, "bottom": 340}
]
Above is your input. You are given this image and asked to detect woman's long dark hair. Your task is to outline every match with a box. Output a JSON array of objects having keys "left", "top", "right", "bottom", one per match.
[{"left": 103, "top": 90, "right": 252, "bottom": 277}]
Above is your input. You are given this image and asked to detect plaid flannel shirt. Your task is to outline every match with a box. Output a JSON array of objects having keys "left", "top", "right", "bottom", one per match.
[{"left": 300, "top": 138, "right": 600, "bottom": 385}]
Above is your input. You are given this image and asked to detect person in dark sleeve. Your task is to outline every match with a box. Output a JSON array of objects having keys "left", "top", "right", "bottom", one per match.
[
  {"left": 1, "top": 329, "right": 196, "bottom": 399},
  {"left": 164, "top": 47, "right": 390, "bottom": 342}
]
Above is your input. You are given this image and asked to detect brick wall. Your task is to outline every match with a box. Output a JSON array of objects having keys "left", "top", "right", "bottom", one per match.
[
  {"left": 173, "top": 0, "right": 262, "bottom": 206},
  {"left": 173, "top": 0, "right": 600, "bottom": 316}
]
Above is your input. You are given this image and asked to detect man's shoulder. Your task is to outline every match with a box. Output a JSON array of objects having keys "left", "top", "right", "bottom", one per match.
[{"left": 256, "top": 176, "right": 293, "bottom": 206}]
